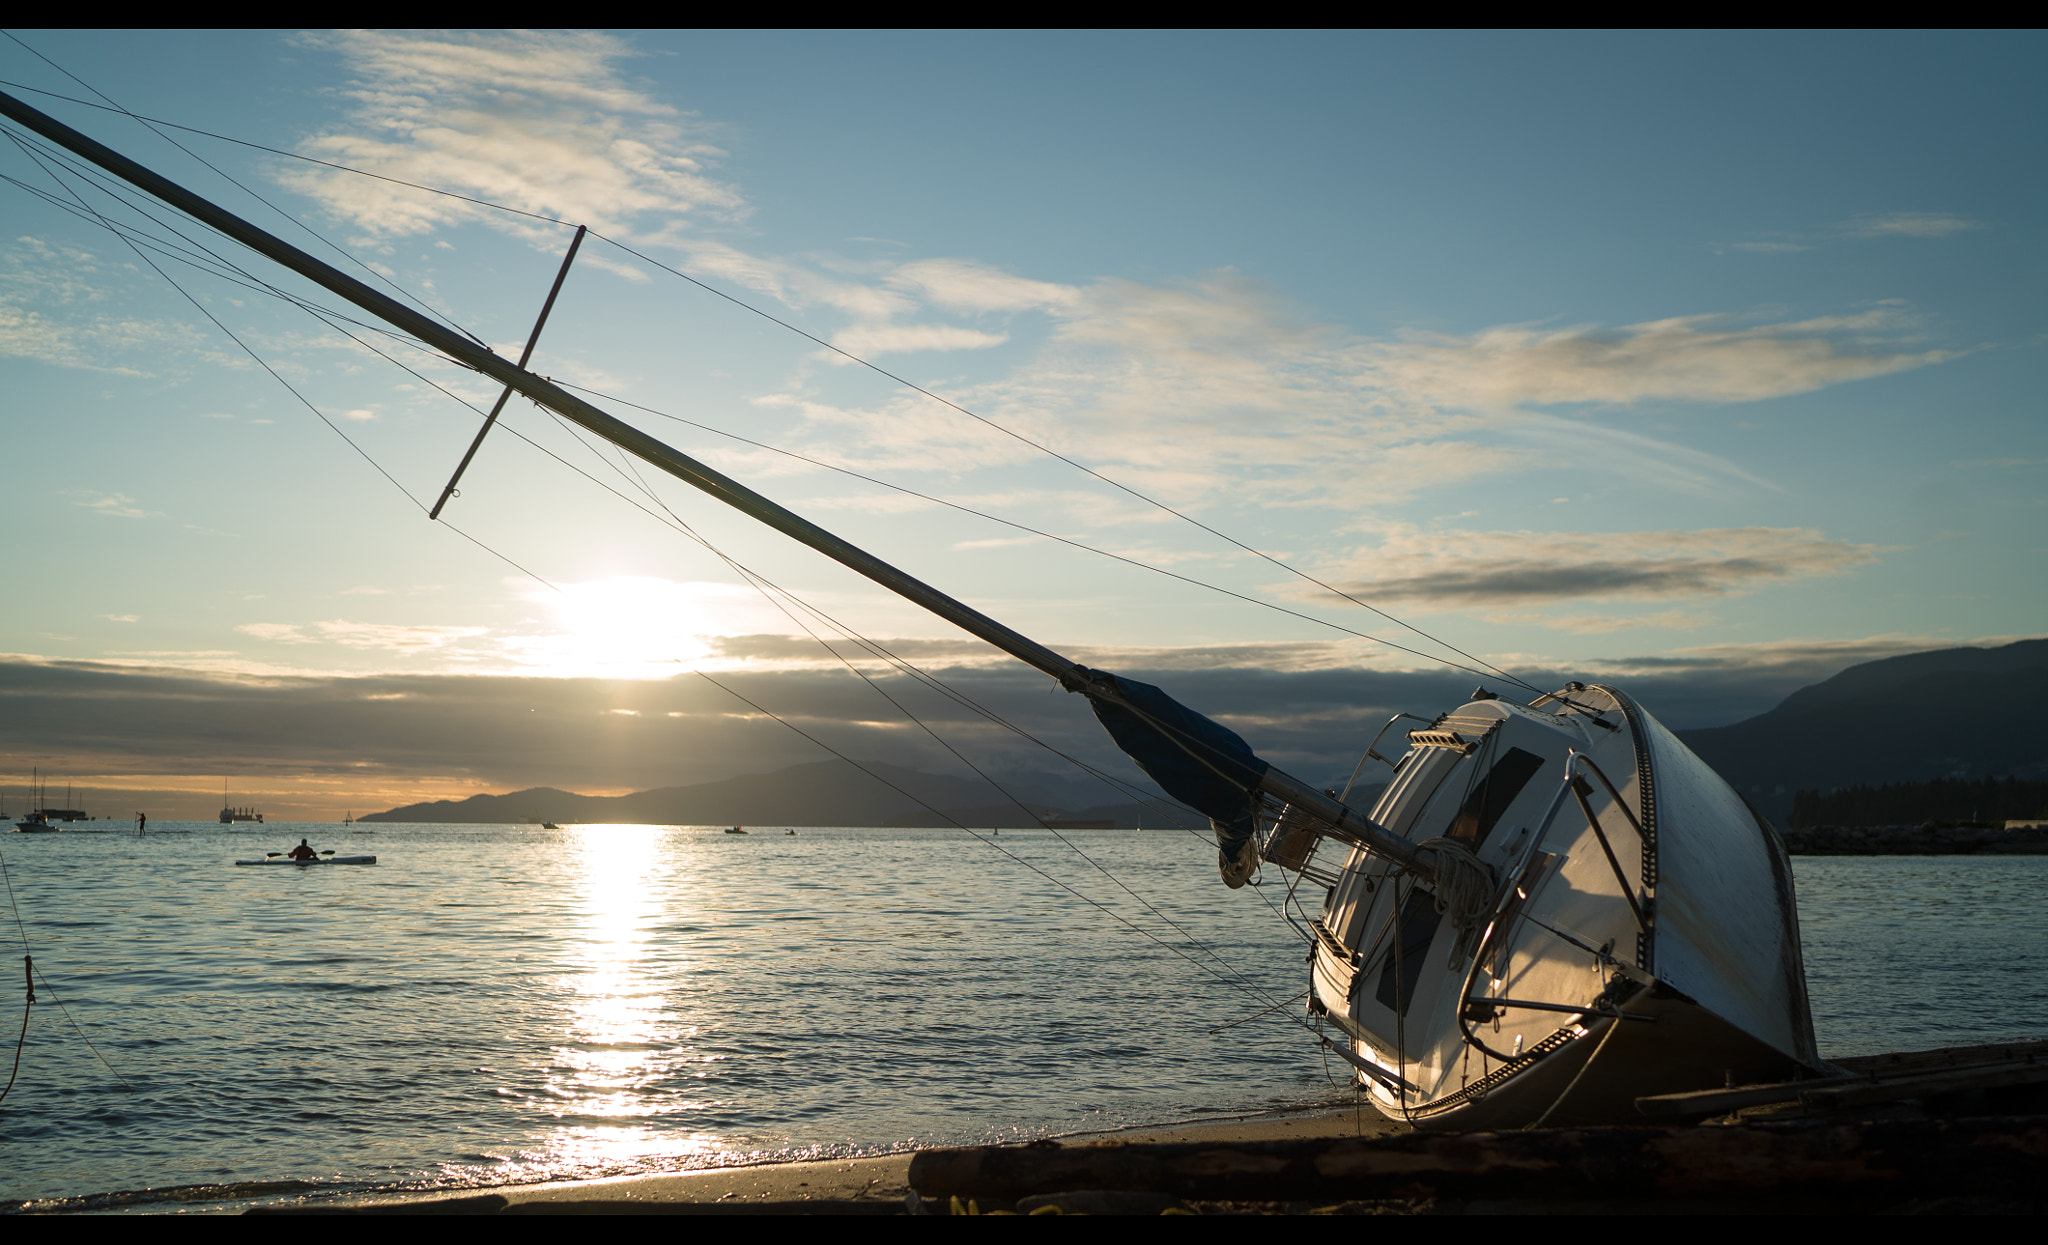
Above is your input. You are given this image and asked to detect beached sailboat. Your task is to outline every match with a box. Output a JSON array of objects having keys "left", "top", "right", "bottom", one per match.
[
  {"left": 0, "top": 89, "right": 1827, "bottom": 1126},
  {"left": 1272, "top": 685, "right": 1820, "bottom": 1126}
]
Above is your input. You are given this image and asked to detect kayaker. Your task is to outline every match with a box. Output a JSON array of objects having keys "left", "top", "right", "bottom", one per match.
[{"left": 286, "top": 839, "right": 317, "bottom": 861}]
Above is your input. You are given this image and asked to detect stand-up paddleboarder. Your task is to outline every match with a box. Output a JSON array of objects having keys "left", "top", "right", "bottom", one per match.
[{"left": 137, "top": 811, "right": 146, "bottom": 834}]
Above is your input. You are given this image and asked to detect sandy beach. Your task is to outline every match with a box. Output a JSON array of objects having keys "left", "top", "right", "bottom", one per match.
[{"left": 252, "top": 1104, "right": 1398, "bottom": 1214}]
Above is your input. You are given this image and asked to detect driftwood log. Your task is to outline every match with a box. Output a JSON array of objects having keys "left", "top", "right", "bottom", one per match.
[
  {"left": 1638, "top": 1039, "right": 2048, "bottom": 1119},
  {"left": 908, "top": 1116, "right": 2048, "bottom": 1203}
]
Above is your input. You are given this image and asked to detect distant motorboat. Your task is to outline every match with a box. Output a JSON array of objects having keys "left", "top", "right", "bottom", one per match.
[
  {"left": 725, "top": 826, "right": 748, "bottom": 835},
  {"left": 542, "top": 821, "right": 560, "bottom": 830}
]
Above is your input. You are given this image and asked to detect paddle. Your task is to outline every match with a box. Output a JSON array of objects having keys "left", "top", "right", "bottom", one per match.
[
  {"left": 265, "top": 852, "right": 281, "bottom": 857},
  {"left": 321, "top": 850, "right": 335, "bottom": 855}
]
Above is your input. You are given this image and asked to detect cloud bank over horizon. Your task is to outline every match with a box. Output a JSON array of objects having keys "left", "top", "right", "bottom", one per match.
[{"left": 3, "top": 632, "right": 2030, "bottom": 819}]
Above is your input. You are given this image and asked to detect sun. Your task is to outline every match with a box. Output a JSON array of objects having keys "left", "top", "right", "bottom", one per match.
[{"left": 507, "top": 576, "right": 726, "bottom": 678}]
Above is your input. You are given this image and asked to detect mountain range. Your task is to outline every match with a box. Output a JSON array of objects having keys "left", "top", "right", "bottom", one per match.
[
  {"left": 360, "top": 760, "right": 1130, "bottom": 827},
  {"left": 1677, "top": 638, "right": 2048, "bottom": 823},
  {"left": 365, "top": 639, "right": 2048, "bottom": 828}
]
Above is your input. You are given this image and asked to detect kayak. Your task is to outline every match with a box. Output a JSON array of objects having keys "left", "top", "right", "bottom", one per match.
[{"left": 233, "top": 855, "right": 378, "bottom": 866}]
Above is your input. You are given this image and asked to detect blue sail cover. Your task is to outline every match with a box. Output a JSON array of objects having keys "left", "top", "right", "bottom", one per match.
[{"left": 1085, "top": 672, "right": 1270, "bottom": 856}]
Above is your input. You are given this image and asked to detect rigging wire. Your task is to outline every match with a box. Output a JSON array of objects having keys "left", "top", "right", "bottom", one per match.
[
  {"left": 0, "top": 127, "right": 432, "bottom": 513},
  {"left": 0, "top": 36, "right": 489, "bottom": 346},
  {"left": 0, "top": 77, "right": 583, "bottom": 229},
  {"left": 4, "top": 125, "right": 1268, "bottom": 881},
  {"left": 1, "top": 136, "right": 1299, "bottom": 1017},
  {"left": 0, "top": 75, "right": 1537, "bottom": 694},
  {"left": 28, "top": 963, "right": 133, "bottom": 1092},
  {"left": 583, "top": 227, "right": 1543, "bottom": 697},
  {"left": 501, "top": 399, "right": 1320, "bottom": 968},
  {"left": 0, "top": 131, "right": 459, "bottom": 361},
  {"left": 553, "top": 381, "right": 1531, "bottom": 688},
  {"left": 533, "top": 412, "right": 1284, "bottom": 1002},
  {"left": 0, "top": 853, "right": 133, "bottom": 1097},
  {"left": 683, "top": 668, "right": 1288, "bottom": 1010},
  {"left": 474, "top": 389, "right": 1302, "bottom": 1009},
  {"left": 2, "top": 112, "right": 1463, "bottom": 708},
  {"left": 0, "top": 854, "right": 28, "bottom": 1105},
  {"left": 480, "top": 404, "right": 1214, "bottom": 848},
  {"left": 0, "top": 80, "right": 1454, "bottom": 1037},
  {"left": 0, "top": 127, "right": 561, "bottom": 593}
]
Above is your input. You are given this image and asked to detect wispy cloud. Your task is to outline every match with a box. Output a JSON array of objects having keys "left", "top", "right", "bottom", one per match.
[
  {"left": 1842, "top": 211, "right": 1984, "bottom": 239},
  {"left": 259, "top": 35, "right": 1966, "bottom": 516},
  {"left": 66, "top": 489, "right": 160, "bottom": 519},
  {"left": 1360, "top": 307, "right": 1953, "bottom": 408},
  {"left": 285, "top": 30, "right": 744, "bottom": 245},
  {"left": 830, "top": 322, "right": 1008, "bottom": 357},
  {"left": 0, "top": 238, "right": 232, "bottom": 374},
  {"left": 1309, "top": 526, "right": 1877, "bottom": 609},
  {"left": 885, "top": 259, "right": 1081, "bottom": 314},
  {"left": 237, "top": 620, "right": 488, "bottom": 652},
  {"left": 1727, "top": 211, "right": 1986, "bottom": 254},
  {"left": 236, "top": 623, "right": 314, "bottom": 645},
  {"left": 771, "top": 275, "right": 1950, "bottom": 508}
]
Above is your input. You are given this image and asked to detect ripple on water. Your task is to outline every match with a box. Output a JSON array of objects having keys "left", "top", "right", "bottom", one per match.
[{"left": 0, "top": 826, "right": 2041, "bottom": 1207}]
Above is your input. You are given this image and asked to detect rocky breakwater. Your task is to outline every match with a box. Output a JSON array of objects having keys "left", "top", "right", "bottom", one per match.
[{"left": 1782, "top": 823, "right": 2048, "bottom": 855}]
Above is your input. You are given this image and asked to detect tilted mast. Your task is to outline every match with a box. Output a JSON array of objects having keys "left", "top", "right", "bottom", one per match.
[{"left": 0, "top": 88, "right": 1453, "bottom": 885}]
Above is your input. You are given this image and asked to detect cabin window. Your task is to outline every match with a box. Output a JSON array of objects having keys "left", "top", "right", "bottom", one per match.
[
  {"left": 1445, "top": 747, "right": 1546, "bottom": 852},
  {"left": 1373, "top": 886, "right": 1443, "bottom": 1017}
]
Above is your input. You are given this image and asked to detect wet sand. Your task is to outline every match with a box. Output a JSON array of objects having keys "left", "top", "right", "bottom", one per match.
[{"left": 259, "top": 1104, "right": 1394, "bottom": 1214}]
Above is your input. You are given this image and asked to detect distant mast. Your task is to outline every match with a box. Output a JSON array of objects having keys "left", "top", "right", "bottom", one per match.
[{"left": 220, "top": 777, "right": 263, "bottom": 823}]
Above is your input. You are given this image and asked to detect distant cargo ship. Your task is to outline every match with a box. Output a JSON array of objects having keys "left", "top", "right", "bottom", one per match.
[{"left": 220, "top": 806, "right": 264, "bottom": 823}]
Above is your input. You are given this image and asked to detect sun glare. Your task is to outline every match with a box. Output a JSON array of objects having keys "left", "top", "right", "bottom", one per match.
[
  {"left": 541, "top": 823, "right": 723, "bottom": 1173},
  {"left": 508, "top": 576, "right": 726, "bottom": 678}
]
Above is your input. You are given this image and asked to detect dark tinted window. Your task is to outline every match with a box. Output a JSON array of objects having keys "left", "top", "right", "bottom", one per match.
[
  {"left": 1373, "top": 886, "right": 1443, "bottom": 1016},
  {"left": 1446, "top": 747, "right": 1546, "bottom": 851}
]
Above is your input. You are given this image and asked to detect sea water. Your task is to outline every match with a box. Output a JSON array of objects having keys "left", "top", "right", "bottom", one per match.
[{"left": 0, "top": 823, "right": 2041, "bottom": 1210}]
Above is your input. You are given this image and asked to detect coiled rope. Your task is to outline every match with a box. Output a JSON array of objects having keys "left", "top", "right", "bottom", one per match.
[{"left": 1411, "top": 838, "right": 1496, "bottom": 932}]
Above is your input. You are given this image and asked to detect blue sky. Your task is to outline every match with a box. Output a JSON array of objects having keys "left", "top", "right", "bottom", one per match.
[{"left": 1, "top": 30, "right": 2042, "bottom": 812}]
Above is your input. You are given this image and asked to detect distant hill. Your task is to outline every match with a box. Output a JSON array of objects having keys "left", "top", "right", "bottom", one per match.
[
  {"left": 365, "top": 641, "right": 2048, "bottom": 832},
  {"left": 1679, "top": 639, "right": 2048, "bottom": 823},
  {"left": 1790, "top": 776, "right": 2048, "bottom": 827},
  {"left": 361, "top": 760, "right": 1058, "bottom": 826}
]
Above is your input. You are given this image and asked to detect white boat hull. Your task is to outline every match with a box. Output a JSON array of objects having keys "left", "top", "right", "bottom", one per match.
[
  {"left": 234, "top": 855, "right": 377, "bottom": 866},
  {"left": 1297, "top": 684, "right": 1820, "bottom": 1128}
]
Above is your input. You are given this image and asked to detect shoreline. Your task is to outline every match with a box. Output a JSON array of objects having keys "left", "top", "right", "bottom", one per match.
[
  {"left": 1782, "top": 823, "right": 2048, "bottom": 854},
  {"left": 233, "top": 1102, "right": 1395, "bottom": 1215}
]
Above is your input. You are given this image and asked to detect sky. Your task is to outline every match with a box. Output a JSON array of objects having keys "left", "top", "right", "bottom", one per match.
[{"left": 0, "top": 30, "right": 2042, "bottom": 817}]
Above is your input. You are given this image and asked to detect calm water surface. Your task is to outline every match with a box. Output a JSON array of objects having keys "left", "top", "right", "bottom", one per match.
[{"left": 0, "top": 823, "right": 2041, "bottom": 1210}]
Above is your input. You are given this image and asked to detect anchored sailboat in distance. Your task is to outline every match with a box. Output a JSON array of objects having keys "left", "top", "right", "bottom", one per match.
[{"left": 0, "top": 88, "right": 1827, "bottom": 1126}]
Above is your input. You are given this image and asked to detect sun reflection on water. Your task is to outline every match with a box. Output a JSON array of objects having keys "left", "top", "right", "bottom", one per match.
[{"left": 538, "top": 824, "right": 722, "bottom": 1174}]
